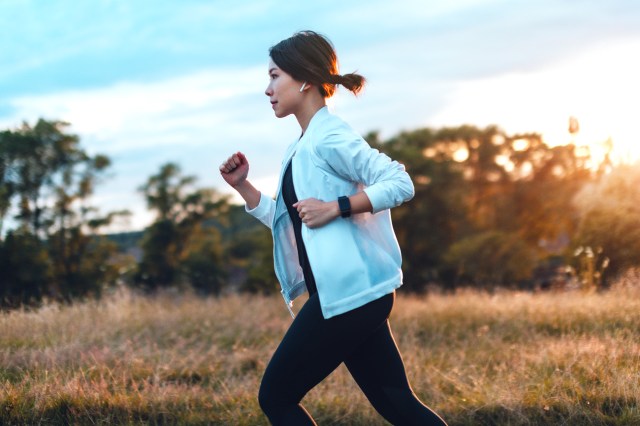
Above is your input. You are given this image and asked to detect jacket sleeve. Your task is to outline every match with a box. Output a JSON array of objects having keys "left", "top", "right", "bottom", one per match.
[
  {"left": 245, "top": 192, "right": 276, "bottom": 229},
  {"left": 313, "top": 121, "right": 415, "bottom": 214}
]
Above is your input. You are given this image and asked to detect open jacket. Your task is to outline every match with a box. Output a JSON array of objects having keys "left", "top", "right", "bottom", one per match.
[{"left": 246, "top": 106, "right": 414, "bottom": 319}]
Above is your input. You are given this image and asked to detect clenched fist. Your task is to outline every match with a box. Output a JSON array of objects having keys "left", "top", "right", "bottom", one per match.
[
  {"left": 293, "top": 198, "right": 340, "bottom": 229},
  {"left": 219, "top": 151, "right": 249, "bottom": 188}
]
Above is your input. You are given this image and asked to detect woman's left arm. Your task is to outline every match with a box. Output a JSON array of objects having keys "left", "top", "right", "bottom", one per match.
[
  {"left": 293, "top": 191, "right": 372, "bottom": 228},
  {"left": 295, "top": 125, "right": 414, "bottom": 228},
  {"left": 318, "top": 127, "right": 414, "bottom": 212}
]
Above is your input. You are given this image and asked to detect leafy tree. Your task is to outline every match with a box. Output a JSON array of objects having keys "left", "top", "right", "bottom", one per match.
[
  {"left": 219, "top": 204, "right": 277, "bottom": 294},
  {"left": 573, "top": 164, "right": 640, "bottom": 284},
  {"left": 504, "top": 135, "right": 592, "bottom": 248},
  {"left": 0, "top": 230, "right": 52, "bottom": 309},
  {"left": 443, "top": 231, "right": 537, "bottom": 288},
  {"left": 136, "top": 163, "right": 229, "bottom": 292},
  {"left": 139, "top": 163, "right": 196, "bottom": 222},
  {"left": 0, "top": 136, "right": 16, "bottom": 236},
  {"left": 136, "top": 219, "right": 180, "bottom": 289},
  {"left": 180, "top": 225, "right": 226, "bottom": 295},
  {"left": 371, "top": 125, "right": 595, "bottom": 290},
  {"left": 367, "top": 129, "right": 468, "bottom": 290},
  {"left": 0, "top": 120, "right": 85, "bottom": 236},
  {"left": 237, "top": 227, "right": 278, "bottom": 294},
  {"left": 0, "top": 119, "right": 129, "bottom": 307}
]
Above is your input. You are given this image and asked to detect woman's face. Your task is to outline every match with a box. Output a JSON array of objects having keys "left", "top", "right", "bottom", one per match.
[{"left": 265, "top": 59, "right": 305, "bottom": 118}]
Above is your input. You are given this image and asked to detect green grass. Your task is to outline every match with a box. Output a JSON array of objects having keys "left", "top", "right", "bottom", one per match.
[{"left": 1, "top": 283, "right": 639, "bottom": 425}]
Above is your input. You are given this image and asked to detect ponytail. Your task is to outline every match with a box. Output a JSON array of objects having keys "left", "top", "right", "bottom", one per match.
[{"left": 330, "top": 73, "right": 366, "bottom": 95}]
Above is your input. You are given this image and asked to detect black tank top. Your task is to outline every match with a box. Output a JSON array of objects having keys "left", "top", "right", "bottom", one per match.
[{"left": 281, "top": 161, "right": 318, "bottom": 296}]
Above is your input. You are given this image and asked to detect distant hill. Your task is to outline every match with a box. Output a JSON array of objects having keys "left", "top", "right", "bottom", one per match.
[{"left": 104, "top": 230, "right": 145, "bottom": 251}]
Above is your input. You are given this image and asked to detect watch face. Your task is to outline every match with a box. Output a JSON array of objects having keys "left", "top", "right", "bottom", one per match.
[{"left": 338, "top": 196, "right": 351, "bottom": 218}]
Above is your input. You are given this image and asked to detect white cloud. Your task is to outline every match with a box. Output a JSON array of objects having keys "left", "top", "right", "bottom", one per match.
[
  {"left": 429, "top": 38, "right": 640, "bottom": 162},
  {"left": 4, "top": 66, "right": 267, "bottom": 148}
]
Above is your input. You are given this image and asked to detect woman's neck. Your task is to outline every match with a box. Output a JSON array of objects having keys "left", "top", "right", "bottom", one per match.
[{"left": 295, "top": 96, "right": 327, "bottom": 135}]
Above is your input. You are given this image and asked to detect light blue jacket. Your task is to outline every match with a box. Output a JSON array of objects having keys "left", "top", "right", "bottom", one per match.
[{"left": 246, "top": 106, "right": 414, "bottom": 319}]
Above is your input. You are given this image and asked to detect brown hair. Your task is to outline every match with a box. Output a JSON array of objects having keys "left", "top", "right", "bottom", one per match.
[{"left": 269, "top": 30, "right": 366, "bottom": 98}]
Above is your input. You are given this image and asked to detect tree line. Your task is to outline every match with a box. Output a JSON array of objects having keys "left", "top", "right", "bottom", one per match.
[{"left": 1, "top": 119, "right": 638, "bottom": 309}]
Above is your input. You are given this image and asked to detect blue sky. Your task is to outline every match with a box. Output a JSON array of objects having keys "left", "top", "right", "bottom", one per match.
[{"left": 2, "top": 0, "right": 640, "bottom": 231}]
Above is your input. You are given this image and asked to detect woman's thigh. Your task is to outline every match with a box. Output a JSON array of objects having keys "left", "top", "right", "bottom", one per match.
[{"left": 260, "top": 292, "right": 394, "bottom": 403}]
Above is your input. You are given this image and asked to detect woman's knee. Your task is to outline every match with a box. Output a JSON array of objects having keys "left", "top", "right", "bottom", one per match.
[
  {"left": 258, "top": 377, "right": 277, "bottom": 414},
  {"left": 258, "top": 374, "right": 294, "bottom": 416},
  {"left": 258, "top": 379, "right": 316, "bottom": 424}
]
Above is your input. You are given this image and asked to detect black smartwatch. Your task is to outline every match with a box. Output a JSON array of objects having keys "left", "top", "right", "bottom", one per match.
[{"left": 338, "top": 196, "right": 351, "bottom": 218}]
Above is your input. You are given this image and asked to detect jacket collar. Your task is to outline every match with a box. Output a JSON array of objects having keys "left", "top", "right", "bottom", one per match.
[
  {"left": 283, "top": 106, "right": 329, "bottom": 164},
  {"left": 301, "top": 105, "right": 329, "bottom": 142},
  {"left": 275, "top": 106, "right": 330, "bottom": 199}
]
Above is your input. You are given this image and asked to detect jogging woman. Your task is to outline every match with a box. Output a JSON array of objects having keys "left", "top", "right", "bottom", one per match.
[{"left": 219, "top": 30, "right": 447, "bottom": 426}]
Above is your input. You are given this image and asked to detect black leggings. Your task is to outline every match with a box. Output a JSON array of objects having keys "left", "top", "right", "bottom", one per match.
[{"left": 258, "top": 292, "right": 447, "bottom": 425}]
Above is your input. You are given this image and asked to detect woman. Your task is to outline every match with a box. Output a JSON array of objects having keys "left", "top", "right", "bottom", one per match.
[{"left": 219, "top": 30, "right": 447, "bottom": 426}]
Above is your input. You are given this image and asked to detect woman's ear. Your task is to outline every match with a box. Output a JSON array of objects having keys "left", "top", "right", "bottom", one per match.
[{"left": 299, "top": 82, "right": 307, "bottom": 92}]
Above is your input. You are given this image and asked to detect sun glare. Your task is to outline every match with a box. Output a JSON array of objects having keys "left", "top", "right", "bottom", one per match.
[
  {"left": 431, "top": 39, "right": 640, "bottom": 168},
  {"left": 545, "top": 113, "right": 636, "bottom": 169}
]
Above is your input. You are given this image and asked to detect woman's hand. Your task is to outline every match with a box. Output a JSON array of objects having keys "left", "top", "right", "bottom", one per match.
[
  {"left": 219, "top": 152, "right": 249, "bottom": 188},
  {"left": 293, "top": 198, "right": 340, "bottom": 229},
  {"left": 219, "top": 152, "right": 260, "bottom": 209}
]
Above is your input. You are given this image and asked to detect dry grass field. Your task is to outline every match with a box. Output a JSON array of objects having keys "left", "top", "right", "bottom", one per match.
[{"left": 1, "top": 281, "right": 639, "bottom": 425}]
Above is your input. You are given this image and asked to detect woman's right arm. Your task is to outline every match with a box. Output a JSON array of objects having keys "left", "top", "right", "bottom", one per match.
[
  {"left": 219, "top": 151, "right": 260, "bottom": 209},
  {"left": 220, "top": 151, "right": 275, "bottom": 228}
]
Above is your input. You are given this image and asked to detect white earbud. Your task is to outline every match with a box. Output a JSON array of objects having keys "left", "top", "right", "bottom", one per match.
[{"left": 299, "top": 82, "right": 307, "bottom": 92}]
